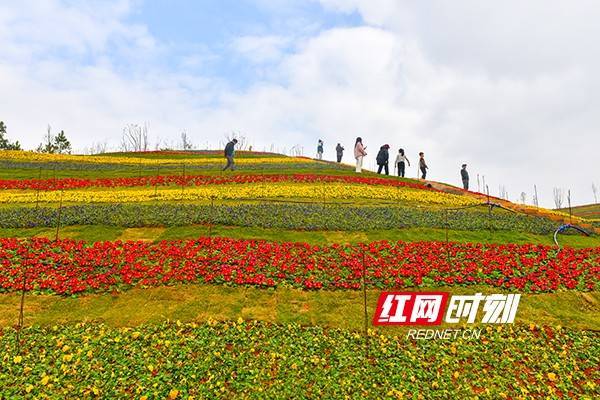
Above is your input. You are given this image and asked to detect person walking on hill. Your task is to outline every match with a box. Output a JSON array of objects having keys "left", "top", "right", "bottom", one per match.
[
  {"left": 376, "top": 144, "right": 390, "bottom": 175},
  {"left": 335, "top": 143, "right": 344, "bottom": 163},
  {"left": 354, "top": 137, "right": 367, "bottom": 173},
  {"left": 419, "top": 152, "right": 428, "bottom": 179},
  {"left": 222, "top": 138, "right": 238, "bottom": 171},
  {"left": 395, "top": 148, "right": 410, "bottom": 177},
  {"left": 461, "top": 164, "right": 469, "bottom": 190},
  {"left": 316, "top": 139, "right": 324, "bottom": 160}
]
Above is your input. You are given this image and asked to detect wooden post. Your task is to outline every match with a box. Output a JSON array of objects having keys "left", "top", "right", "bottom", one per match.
[
  {"left": 362, "top": 249, "right": 369, "bottom": 360},
  {"left": 55, "top": 191, "right": 64, "bottom": 241},
  {"left": 445, "top": 209, "right": 450, "bottom": 265},
  {"left": 35, "top": 166, "right": 42, "bottom": 209},
  {"left": 568, "top": 190, "right": 572, "bottom": 224},
  {"left": 154, "top": 164, "right": 160, "bottom": 197},
  {"left": 486, "top": 185, "right": 493, "bottom": 237},
  {"left": 15, "top": 264, "right": 27, "bottom": 353},
  {"left": 208, "top": 196, "right": 214, "bottom": 238},
  {"left": 181, "top": 163, "right": 186, "bottom": 197}
]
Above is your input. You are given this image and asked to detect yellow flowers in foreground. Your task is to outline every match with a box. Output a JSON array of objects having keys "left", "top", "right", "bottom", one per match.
[
  {"left": 0, "top": 183, "right": 479, "bottom": 206},
  {"left": 0, "top": 150, "right": 313, "bottom": 166}
]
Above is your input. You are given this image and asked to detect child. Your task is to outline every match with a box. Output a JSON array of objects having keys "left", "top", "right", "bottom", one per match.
[{"left": 395, "top": 148, "right": 410, "bottom": 177}]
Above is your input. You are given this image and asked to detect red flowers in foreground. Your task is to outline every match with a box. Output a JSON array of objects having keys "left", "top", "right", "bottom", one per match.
[
  {"left": 0, "top": 173, "right": 433, "bottom": 191},
  {"left": 0, "top": 237, "right": 597, "bottom": 295}
]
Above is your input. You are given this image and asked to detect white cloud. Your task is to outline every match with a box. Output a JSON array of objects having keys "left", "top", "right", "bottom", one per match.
[
  {"left": 232, "top": 35, "right": 291, "bottom": 64},
  {"left": 1, "top": 0, "right": 599, "bottom": 207}
]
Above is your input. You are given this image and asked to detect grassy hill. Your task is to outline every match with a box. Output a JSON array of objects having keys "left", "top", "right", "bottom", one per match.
[
  {"left": 560, "top": 202, "right": 600, "bottom": 219},
  {"left": 0, "top": 150, "right": 598, "bottom": 398}
]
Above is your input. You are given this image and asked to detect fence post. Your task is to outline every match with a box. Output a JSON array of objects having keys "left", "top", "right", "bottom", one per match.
[
  {"left": 181, "top": 163, "right": 186, "bottom": 198},
  {"left": 362, "top": 249, "right": 369, "bottom": 360},
  {"left": 154, "top": 163, "right": 160, "bottom": 197},
  {"left": 15, "top": 264, "right": 27, "bottom": 354},
  {"left": 567, "top": 190, "right": 572, "bottom": 224},
  {"left": 445, "top": 209, "right": 451, "bottom": 265},
  {"left": 35, "top": 166, "right": 42, "bottom": 209},
  {"left": 55, "top": 190, "right": 64, "bottom": 241},
  {"left": 486, "top": 185, "right": 493, "bottom": 238},
  {"left": 208, "top": 196, "right": 214, "bottom": 239}
]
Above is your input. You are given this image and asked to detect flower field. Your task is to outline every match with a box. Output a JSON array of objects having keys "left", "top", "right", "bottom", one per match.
[
  {"left": 1, "top": 321, "right": 597, "bottom": 399},
  {"left": 1, "top": 237, "right": 598, "bottom": 295},
  {"left": 0, "top": 173, "right": 431, "bottom": 191},
  {"left": 0, "top": 150, "right": 315, "bottom": 166},
  {"left": 0, "top": 149, "right": 598, "bottom": 398},
  {"left": 0, "top": 182, "right": 480, "bottom": 207},
  {"left": 0, "top": 203, "right": 561, "bottom": 234}
]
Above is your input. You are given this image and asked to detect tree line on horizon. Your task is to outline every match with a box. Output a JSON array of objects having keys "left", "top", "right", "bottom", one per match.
[{"left": 0, "top": 121, "right": 71, "bottom": 154}]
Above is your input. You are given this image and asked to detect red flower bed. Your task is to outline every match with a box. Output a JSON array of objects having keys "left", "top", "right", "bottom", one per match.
[
  {"left": 0, "top": 237, "right": 597, "bottom": 295},
  {"left": 0, "top": 173, "right": 433, "bottom": 191}
]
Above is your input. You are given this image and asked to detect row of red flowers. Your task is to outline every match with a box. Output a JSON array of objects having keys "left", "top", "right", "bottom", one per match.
[
  {"left": 0, "top": 237, "right": 597, "bottom": 295},
  {"left": 0, "top": 173, "right": 433, "bottom": 191}
]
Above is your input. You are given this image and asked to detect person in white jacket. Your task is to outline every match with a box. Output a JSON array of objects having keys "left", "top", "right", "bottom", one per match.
[
  {"left": 354, "top": 137, "right": 367, "bottom": 173},
  {"left": 394, "top": 148, "right": 410, "bottom": 177}
]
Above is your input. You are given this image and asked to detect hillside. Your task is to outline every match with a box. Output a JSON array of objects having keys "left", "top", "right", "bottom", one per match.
[
  {"left": 560, "top": 202, "right": 600, "bottom": 220},
  {"left": 1, "top": 150, "right": 598, "bottom": 398}
]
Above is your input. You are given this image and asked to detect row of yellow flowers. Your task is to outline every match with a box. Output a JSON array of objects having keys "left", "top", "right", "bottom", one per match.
[
  {"left": 0, "top": 150, "right": 314, "bottom": 166},
  {"left": 509, "top": 203, "right": 586, "bottom": 224},
  {"left": 0, "top": 183, "right": 479, "bottom": 207}
]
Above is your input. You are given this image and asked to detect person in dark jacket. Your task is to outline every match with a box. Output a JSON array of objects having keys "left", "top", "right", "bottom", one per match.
[
  {"left": 376, "top": 144, "right": 390, "bottom": 175},
  {"left": 461, "top": 164, "right": 469, "bottom": 190},
  {"left": 419, "top": 152, "right": 428, "bottom": 179},
  {"left": 335, "top": 143, "right": 344, "bottom": 163},
  {"left": 222, "top": 139, "right": 238, "bottom": 171}
]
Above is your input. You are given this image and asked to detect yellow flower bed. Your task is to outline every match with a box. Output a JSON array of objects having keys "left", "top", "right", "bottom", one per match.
[
  {"left": 0, "top": 183, "right": 479, "bottom": 207},
  {"left": 511, "top": 203, "right": 585, "bottom": 223},
  {"left": 0, "top": 150, "right": 313, "bottom": 166}
]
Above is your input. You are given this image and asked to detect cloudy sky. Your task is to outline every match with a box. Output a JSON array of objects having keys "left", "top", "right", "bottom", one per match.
[{"left": 1, "top": 0, "right": 599, "bottom": 207}]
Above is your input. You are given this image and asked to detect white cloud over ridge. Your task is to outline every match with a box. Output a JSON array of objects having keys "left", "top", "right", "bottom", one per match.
[{"left": 0, "top": 0, "right": 599, "bottom": 207}]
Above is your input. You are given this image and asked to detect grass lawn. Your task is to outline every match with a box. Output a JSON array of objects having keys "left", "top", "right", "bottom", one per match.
[
  {"left": 561, "top": 203, "right": 600, "bottom": 219},
  {"left": 1, "top": 224, "right": 598, "bottom": 247},
  {"left": 1, "top": 285, "right": 597, "bottom": 331}
]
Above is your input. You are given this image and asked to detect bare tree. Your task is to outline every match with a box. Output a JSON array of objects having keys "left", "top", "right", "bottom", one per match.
[
  {"left": 85, "top": 141, "right": 108, "bottom": 155},
  {"left": 593, "top": 183, "right": 598, "bottom": 204},
  {"left": 36, "top": 125, "right": 56, "bottom": 153},
  {"left": 224, "top": 131, "right": 250, "bottom": 150},
  {"left": 498, "top": 185, "right": 509, "bottom": 200},
  {"left": 520, "top": 192, "right": 527, "bottom": 204},
  {"left": 120, "top": 123, "right": 149, "bottom": 152},
  {"left": 553, "top": 187, "right": 564, "bottom": 209},
  {"left": 181, "top": 131, "right": 193, "bottom": 150},
  {"left": 289, "top": 145, "right": 304, "bottom": 157}
]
